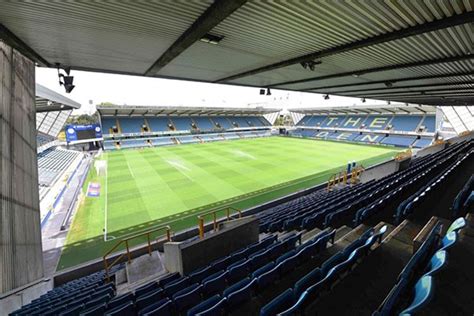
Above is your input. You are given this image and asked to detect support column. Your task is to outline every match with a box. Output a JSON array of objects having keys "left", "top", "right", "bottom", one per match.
[{"left": 0, "top": 40, "right": 43, "bottom": 294}]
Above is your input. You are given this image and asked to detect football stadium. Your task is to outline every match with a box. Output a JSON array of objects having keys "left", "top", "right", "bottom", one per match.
[{"left": 0, "top": 2, "right": 473, "bottom": 316}]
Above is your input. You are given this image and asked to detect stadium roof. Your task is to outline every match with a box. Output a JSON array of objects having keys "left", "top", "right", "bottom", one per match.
[
  {"left": 290, "top": 104, "right": 437, "bottom": 115},
  {"left": 36, "top": 84, "right": 81, "bottom": 112},
  {"left": 1, "top": 2, "right": 473, "bottom": 106},
  {"left": 97, "top": 105, "right": 281, "bottom": 117}
]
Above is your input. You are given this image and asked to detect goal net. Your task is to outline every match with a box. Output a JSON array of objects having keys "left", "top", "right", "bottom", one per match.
[{"left": 95, "top": 160, "right": 107, "bottom": 176}]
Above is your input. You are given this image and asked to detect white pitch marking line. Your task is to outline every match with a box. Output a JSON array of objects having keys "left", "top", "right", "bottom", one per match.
[
  {"left": 233, "top": 149, "right": 257, "bottom": 160},
  {"left": 165, "top": 159, "right": 194, "bottom": 181},
  {"left": 127, "top": 160, "right": 135, "bottom": 179}
]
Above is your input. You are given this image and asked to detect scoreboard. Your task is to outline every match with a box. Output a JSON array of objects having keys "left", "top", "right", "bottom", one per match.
[{"left": 65, "top": 124, "right": 103, "bottom": 143}]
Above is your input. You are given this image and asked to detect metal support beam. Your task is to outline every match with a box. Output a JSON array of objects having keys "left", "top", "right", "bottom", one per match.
[
  {"left": 355, "top": 88, "right": 474, "bottom": 97},
  {"left": 303, "top": 72, "right": 474, "bottom": 92},
  {"left": 216, "top": 11, "right": 474, "bottom": 83},
  {"left": 144, "top": 0, "right": 248, "bottom": 76},
  {"left": 270, "top": 55, "right": 474, "bottom": 87},
  {"left": 0, "top": 23, "right": 50, "bottom": 66},
  {"left": 337, "top": 81, "right": 474, "bottom": 95}
]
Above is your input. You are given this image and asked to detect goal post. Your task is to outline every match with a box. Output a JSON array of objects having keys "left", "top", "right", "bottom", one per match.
[{"left": 95, "top": 160, "right": 107, "bottom": 176}]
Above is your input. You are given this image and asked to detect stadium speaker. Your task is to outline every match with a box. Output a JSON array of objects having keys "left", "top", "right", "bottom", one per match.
[{"left": 260, "top": 89, "right": 266, "bottom": 95}]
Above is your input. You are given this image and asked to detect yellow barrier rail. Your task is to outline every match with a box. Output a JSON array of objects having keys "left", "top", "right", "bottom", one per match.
[
  {"left": 198, "top": 207, "right": 242, "bottom": 239},
  {"left": 103, "top": 225, "right": 171, "bottom": 282},
  {"left": 395, "top": 149, "right": 412, "bottom": 161}
]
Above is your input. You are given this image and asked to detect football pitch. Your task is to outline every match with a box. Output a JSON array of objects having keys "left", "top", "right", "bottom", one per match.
[{"left": 58, "top": 136, "right": 398, "bottom": 269}]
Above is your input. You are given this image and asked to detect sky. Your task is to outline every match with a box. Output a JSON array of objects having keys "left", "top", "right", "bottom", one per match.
[{"left": 36, "top": 67, "right": 393, "bottom": 115}]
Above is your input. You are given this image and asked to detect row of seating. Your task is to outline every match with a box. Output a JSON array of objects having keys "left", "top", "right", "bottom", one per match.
[
  {"left": 37, "top": 132, "right": 55, "bottom": 147},
  {"left": 10, "top": 265, "right": 124, "bottom": 315},
  {"left": 102, "top": 116, "right": 271, "bottom": 134},
  {"left": 374, "top": 218, "right": 466, "bottom": 315},
  {"left": 261, "top": 225, "right": 386, "bottom": 315},
  {"left": 354, "top": 141, "right": 473, "bottom": 226},
  {"left": 91, "top": 233, "right": 302, "bottom": 316},
  {"left": 103, "top": 130, "right": 272, "bottom": 151},
  {"left": 290, "top": 129, "right": 433, "bottom": 148},
  {"left": 394, "top": 150, "right": 473, "bottom": 224},
  {"left": 257, "top": 140, "right": 472, "bottom": 234},
  {"left": 452, "top": 175, "right": 474, "bottom": 217},
  {"left": 38, "top": 148, "right": 82, "bottom": 186},
  {"left": 297, "top": 114, "right": 435, "bottom": 132}
]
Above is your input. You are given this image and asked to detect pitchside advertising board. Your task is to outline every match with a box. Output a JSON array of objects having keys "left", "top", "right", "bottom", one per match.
[{"left": 65, "top": 124, "right": 103, "bottom": 143}]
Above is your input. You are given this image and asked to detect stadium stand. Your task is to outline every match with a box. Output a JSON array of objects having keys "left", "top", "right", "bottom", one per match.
[
  {"left": 38, "top": 148, "right": 82, "bottom": 186},
  {"left": 98, "top": 105, "right": 278, "bottom": 151},
  {"left": 290, "top": 105, "right": 437, "bottom": 148}
]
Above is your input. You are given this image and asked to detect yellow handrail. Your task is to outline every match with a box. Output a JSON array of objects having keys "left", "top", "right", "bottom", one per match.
[
  {"left": 103, "top": 225, "right": 171, "bottom": 282},
  {"left": 197, "top": 207, "right": 242, "bottom": 239}
]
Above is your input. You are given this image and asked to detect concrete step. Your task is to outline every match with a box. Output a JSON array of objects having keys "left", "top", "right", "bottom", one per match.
[
  {"left": 334, "top": 225, "right": 352, "bottom": 242},
  {"left": 122, "top": 251, "right": 166, "bottom": 292},
  {"left": 301, "top": 227, "right": 323, "bottom": 244}
]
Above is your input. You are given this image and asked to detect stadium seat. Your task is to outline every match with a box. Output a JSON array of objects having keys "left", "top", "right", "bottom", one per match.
[
  {"left": 440, "top": 231, "right": 457, "bottom": 251},
  {"left": 140, "top": 298, "right": 174, "bottom": 316},
  {"left": 187, "top": 294, "right": 222, "bottom": 316},
  {"left": 163, "top": 277, "right": 191, "bottom": 297},
  {"left": 173, "top": 284, "right": 203, "bottom": 313},
  {"left": 189, "top": 265, "right": 215, "bottom": 284},
  {"left": 79, "top": 302, "right": 107, "bottom": 316},
  {"left": 107, "top": 292, "right": 135, "bottom": 310},
  {"left": 447, "top": 217, "right": 466, "bottom": 234},
  {"left": 399, "top": 276, "right": 433, "bottom": 315},
  {"left": 159, "top": 272, "right": 181, "bottom": 287},
  {"left": 424, "top": 250, "right": 447, "bottom": 276},
  {"left": 260, "top": 288, "right": 295, "bottom": 316},
  {"left": 294, "top": 268, "right": 323, "bottom": 297},
  {"left": 104, "top": 300, "right": 135, "bottom": 316},
  {"left": 134, "top": 281, "right": 159, "bottom": 298},
  {"left": 227, "top": 259, "right": 250, "bottom": 284},
  {"left": 223, "top": 278, "right": 256, "bottom": 309},
  {"left": 202, "top": 271, "right": 228, "bottom": 297},
  {"left": 135, "top": 288, "right": 164, "bottom": 311}
]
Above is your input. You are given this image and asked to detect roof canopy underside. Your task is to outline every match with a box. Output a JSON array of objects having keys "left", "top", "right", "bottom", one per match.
[
  {"left": 97, "top": 105, "right": 281, "bottom": 117},
  {"left": 36, "top": 84, "right": 81, "bottom": 112},
  {"left": 1, "top": 1, "right": 473, "bottom": 106}
]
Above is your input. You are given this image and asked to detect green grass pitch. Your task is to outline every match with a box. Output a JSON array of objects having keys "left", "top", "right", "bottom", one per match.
[{"left": 58, "top": 136, "right": 398, "bottom": 269}]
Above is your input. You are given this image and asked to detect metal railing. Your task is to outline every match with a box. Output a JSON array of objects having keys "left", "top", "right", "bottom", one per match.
[
  {"left": 103, "top": 225, "right": 171, "bottom": 282},
  {"left": 327, "top": 165, "right": 365, "bottom": 190},
  {"left": 197, "top": 207, "right": 242, "bottom": 239}
]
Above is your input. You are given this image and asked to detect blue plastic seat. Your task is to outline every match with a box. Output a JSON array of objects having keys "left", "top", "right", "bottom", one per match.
[
  {"left": 256, "top": 265, "right": 279, "bottom": 290},
  {"left": 138, "top": 298, "right": 170, "bottom": 316},
  {"left": 195, "top": 297, "right": 226, "bottom": 316},
  {"left": 294, "top": 268, "right": 322, "bottom": 297},
  {"left": 135, "top": 281, "right": 159, "bottom": 298},
  {"left": 399, "top": 276, "right": 433, "bottom": 315},
  {"left": 107, "top": 293, "right": 134, "bottom": 310},
  {"left": 321, "top": 252, "right": 344, "bottom": 275},
  {"left": 104, "top": 300, "right": 135, "bottom": 316},
  {"left": 251, "top": 262, "right": 275, "bottom": 280},
  {"left": 187, "top": 294, "right": 221, "bottom": 316},
  {"left": 79, "top": 302, "right": 107, "bottom": 316},
  {"left": 277, "top": 254, "right": 298, "bottom": 275},
  {"left": 440, "top": 231, "right": 457, "bottom": 251},
  {"left": 279, "top": 290, "right": 309, "bottom": 316},
  {"left": 135, "top": 288, "right": 164, "bottom": 311},
  {"left": 250, "top": 249, "right": 272, "bottom": 270},
  {"left": 164, "top": 276, "right": 190, "bottom": 297},
  {"left": 141, "top": 299, "right": 174, "bottom": 316},
  {"left": 210, "top": 256, "right": 230, "bottom": 271},
  {"left": 58, "top": 304, "right": 84, "bottom": 316},
  {"left": 223, "top": 277, "right": 255, "bottom": 308},
  {"left": 227, "top": 259, "right": 249, "bottom": 284},
  {"left": 425, "top": 250, "right": 447, "bottom": 276},
  {"left": 83, "top": 294, "right": 112, "bottom": 310},
  {"left": 447, "top": 217, "right": 466, "bottom": 234},
  {"left": 260, "top": 288, "right": 295, "bottom": 316},
  {"left": 189, "top": 265, "right": 214, "bottom": 284},
  {"left": 159, "top": 272, "right": 181, "bottom": 287},
  {"left": 173, "top": 284, "right": 203, "bottom": 313},
  {"left": 202, "top": 271, "right": 228, "bottom": 297}
]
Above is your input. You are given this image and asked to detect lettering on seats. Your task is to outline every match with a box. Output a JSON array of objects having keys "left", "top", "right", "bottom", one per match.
[
  {"left": 316, "top": 131, "right": 329, "bottom": 137},
  {"left": 360, "top": 134, "right": 379, "bottom": 142},
  {"left": 325, "top": 117, "right": 338, "bottom": 125},
  {"left": 369, "top": 117, "right": 388, "bottom": 129},
  {"left": 344, "top": 117, "right": 361, "bottom": 127},
  {"left": 337, "top": 133, "right": 352, "bottom": 140}
]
